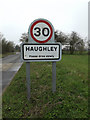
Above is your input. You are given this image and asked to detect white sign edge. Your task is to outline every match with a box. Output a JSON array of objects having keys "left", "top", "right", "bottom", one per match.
[{"left": 20, "top": 42, "right": 62, "bottom": 62}]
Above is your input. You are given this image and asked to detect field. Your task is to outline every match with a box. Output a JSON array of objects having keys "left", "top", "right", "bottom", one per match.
[{"left": 2, "top": 55, "right": 88, "bottom": 118}]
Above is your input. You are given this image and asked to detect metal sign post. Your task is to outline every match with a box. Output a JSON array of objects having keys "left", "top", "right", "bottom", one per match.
[
  {"left": 26, "top": 62, "right": 30, "bottom": 100},
  {"left": 21, "top": 18, "right": 62, "bottom": 100},
  {"left": 52, "top": 61, "right": 56, "bottom": 93}
]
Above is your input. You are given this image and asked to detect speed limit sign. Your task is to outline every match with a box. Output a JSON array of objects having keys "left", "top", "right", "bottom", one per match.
[
  {"left": 21, "top": 18, "right": 62, "bottom": 100},
  {"left": 28, "top": 18, "right": 55, "bottom": 43}
]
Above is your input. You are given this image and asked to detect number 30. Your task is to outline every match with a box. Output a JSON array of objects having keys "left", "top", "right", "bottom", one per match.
[{"left": 34, "top": 27, "right": 49, "bottom": 37}]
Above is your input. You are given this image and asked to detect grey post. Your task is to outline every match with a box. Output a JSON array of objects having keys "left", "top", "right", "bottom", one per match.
[
  {"left": 26, "top": 62, "right": 30, "bottom": 100},
  {"left": 52, "top": 61, "right": 56, "bottom": 93}
]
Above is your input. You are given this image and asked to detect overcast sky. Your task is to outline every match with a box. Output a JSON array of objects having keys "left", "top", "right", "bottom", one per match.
[{"left": 0, "top": 0, "right": 89, "bottom": 45}]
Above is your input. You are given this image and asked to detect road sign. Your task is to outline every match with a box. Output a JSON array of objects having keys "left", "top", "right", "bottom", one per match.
[
  {"left": 28, "top": 18, "right": 55, "bottom": 43},
  {"left": 21, "top": 43, "right": 62, "bottom": 62},
  {"left": 21, "top": 18, "right": 62, "bottom": 100}
]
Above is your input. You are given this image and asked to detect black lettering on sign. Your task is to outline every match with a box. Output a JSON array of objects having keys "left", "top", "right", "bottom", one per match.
[
  {"left": 42, "top": 28, "right": 49, "bottom": 36},
  {"left": 26, "top": 47, "right": 30, "bottom": 51},
  {"left": 34, "top": 27, "right": 49, "bottom": 37},
  {"left": 34, "top": 27, "right": 41, "bottom": 36},
  {"left": 54, "top": 47, "right": 57, "bottom": 51}
]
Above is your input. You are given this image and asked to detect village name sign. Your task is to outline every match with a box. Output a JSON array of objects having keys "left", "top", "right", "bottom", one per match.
[{"left": 21, "top": 18, "right": 62, "bottom": 100}]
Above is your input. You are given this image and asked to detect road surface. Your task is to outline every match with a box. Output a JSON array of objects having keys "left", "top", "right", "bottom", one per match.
[{"left": 0, "top": 53, "right": 23, "bottom": 93}]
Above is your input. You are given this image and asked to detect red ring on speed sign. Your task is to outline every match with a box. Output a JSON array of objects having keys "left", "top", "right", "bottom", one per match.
[{"left": 30, "top": 20, "right": 53, "bottom": 43}]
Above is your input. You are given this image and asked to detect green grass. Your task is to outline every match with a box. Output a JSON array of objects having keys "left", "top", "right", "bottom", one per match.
[
  {"left": 2, "top": 55, "right": 88, "bottom": 119},
  {"left": 0, "top": 54, "right": 2, "bottom": 58},
  {"left": 0, "top": 52, "right": 16, "bottom": 58}
]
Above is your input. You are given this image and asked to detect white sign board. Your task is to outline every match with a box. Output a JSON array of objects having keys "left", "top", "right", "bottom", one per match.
[{"left": 21, "top": 43, "right": 62, "bottom": 62}]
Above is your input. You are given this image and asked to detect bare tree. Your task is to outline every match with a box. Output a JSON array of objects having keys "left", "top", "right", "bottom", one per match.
[
  {"left": 68, "top": 31, "right": 85, "bottom": 54},
  {"left": 88, "top": 40, "right": 90, "bottom": 54},
  {"left": 15, "top": 45, "right": 20, "bottom": 52},
  {"left": 55, "top": 30, "right": 68, "bottom": 45},
  {"left": 0, "top": 32, "right": 3, "bottom": 54},
  {"left": 20, "top": 33, "right": 28, "bottom": 43},
  {"left": 0, "top": 32, "right": 3, "bottom": 41},
  {"left": 0, "top": 33, "right": 15, "bottom": 54}
]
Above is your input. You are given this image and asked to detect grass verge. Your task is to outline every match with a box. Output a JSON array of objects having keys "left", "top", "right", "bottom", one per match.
[
  {"left": 0, "top": 54, "right": 2, "bottom": 58},
  {"left": 2, "top": 55, "right": 88, "bottom": 118},
  {"left": 0, "top": 52, "right": 16, "bottom": 58}
]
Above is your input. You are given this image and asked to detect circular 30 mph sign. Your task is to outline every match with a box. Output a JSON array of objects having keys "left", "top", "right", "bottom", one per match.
[{"left": 29, "top": 19, "right": 54, "bottom": 43}]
